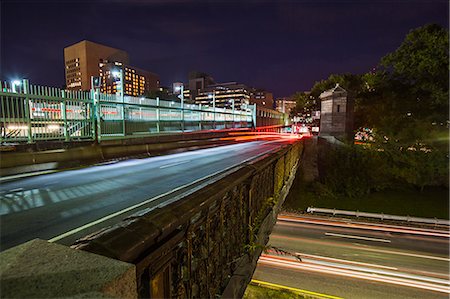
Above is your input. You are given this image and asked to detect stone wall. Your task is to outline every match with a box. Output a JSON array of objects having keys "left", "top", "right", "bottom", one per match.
[{"left": 72, "top": 140, "right": 303, "bottom": 298}]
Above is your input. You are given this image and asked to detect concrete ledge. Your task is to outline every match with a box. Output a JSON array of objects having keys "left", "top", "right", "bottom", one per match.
[{"left": 0, "top": 239, "right": 137, "bottom": 299}]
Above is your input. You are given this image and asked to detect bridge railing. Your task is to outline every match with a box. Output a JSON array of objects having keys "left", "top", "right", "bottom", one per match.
[
  {"left": 0, "top": 80, "right": 254, "bottom": 144},
  {"left": 0, "top": 80, "right": 94, "bottom": 143}
]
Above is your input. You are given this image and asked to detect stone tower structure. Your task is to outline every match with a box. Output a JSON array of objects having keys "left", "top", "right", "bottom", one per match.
[{"left": 319, "top": 84, "right": 353, "bottom": 140}]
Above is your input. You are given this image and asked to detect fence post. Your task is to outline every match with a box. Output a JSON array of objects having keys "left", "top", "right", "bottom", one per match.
[
  {"left": 253, "top": 104, "right": 257, "bottom": 129},
  {"left": 22, "top": 79, "right": 33, "bottom": 143},
  {"left": 181, "top": 92, "right": 184, "bottom": 133},
  {"left": 120, "top": 69, "right": 126, "bottom": 137},
  {"left": 198, "top": 104, "right": 202, "bottom": 131},
  {"left": 91, "top": 89, "right": 101, "bottom": 143},
  {"left": 61, "top": 90, "right": 69, "bottom": 141},
  {"left": 156, "top": 97, "right": 160, "bottom": 133}
]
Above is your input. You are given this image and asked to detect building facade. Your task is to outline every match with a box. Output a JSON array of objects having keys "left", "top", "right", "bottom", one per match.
[
  {"left": 99, "top": 61, "right": 159, "bottom": 96},
  {"left": 249, "top": 89, "right": 274, "bottom": 109},
  {"left": 275, "top": 97, "right": 296, "bottom": 115},
  {"left": 64, "top": 40, "right": 129, "bottom": 91},
  {"left": 194, "top": 82, "right": 251, "bottom": 109}
]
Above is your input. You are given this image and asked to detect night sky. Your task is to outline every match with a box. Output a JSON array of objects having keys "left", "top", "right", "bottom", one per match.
[{"left": 1, "top": 0, "right": 448, "bottom": 97}]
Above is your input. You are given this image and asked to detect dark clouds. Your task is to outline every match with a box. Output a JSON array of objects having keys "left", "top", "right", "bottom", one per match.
[{"left": 1, "top": 0, "right": 448, "bottom": 97}]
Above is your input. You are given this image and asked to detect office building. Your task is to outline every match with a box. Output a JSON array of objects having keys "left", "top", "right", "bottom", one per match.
[
  {"left": 276, "top": 97, "right": 297, "bottom": 115},
  {"left": 194, "top": 82, "right": 251, "bottom": 109},
  {"left": 250, "top": 89, "right": 274, "bottom": 109},
  {"left": 99, "top": 61, "right": 159, "bottom": 96},
  {"left": 64, "top": 40, "right": 129, "bottom": 90}
]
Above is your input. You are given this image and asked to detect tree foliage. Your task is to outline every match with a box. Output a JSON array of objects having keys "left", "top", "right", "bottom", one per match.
[
  {"left": 359, "top": 24, "right": 449, "bottom": 145},
  {"left": 381, "top": 24, "right": 449, "bottom": 109},
  {"left": 290, "top": 92, "right": 315, "bottom": 117}
]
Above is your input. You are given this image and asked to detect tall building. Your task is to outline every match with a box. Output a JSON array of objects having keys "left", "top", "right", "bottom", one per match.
[
  {"left": 250, "top": 89, "right": 274, "bottom": 109},
  {"left": 194, "top": 82, "right": 251, "bottom": 109},
  {"left": 64, "top": 40, "right": 129, "bottom": 90},
  {"left": 275, "top": 97, "right": 296, "bottom": 115},
  {"left": 99, "top": 61, "right": 159, "bottom": 96},
  {"left": 188, "top": 72, "right": 215, "bottom": 101}
]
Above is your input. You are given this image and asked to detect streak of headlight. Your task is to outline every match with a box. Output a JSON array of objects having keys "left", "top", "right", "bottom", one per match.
[
  {"left": 270, "top": 235, "right": 450, "bottom": 262},
  {"left": 261, "top": 253, "right": 449, "bottom": 285},
  {"left": 277, "top": 215, "right": 450, "bottom": 238},
  {"left": 258, "top": 255, "right": 450, "bottom": 294},
  {"left": 264, "top": 250, "right": 397, "bottom": 270}
]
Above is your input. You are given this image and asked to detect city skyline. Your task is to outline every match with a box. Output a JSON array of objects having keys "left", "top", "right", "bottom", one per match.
[{"left": 1, "top": 0, "right": 448, "bottom": 97}]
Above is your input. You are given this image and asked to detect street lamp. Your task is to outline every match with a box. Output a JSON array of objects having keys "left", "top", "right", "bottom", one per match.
[
  {"left": 229, "top": 99, "right": 235, "bottom": 126},
  {"left": 11, "top": 80, "right": 22, "bottom": 93},
  {"left": 174, "top": 84, "right": 184, "bottom": 108},
  {"left": 174, "top": 84, "right": 185, "bottom": 131},
  {"left": 208, "top": 91, "right": 216, "bottom": 128},
  {"left": 112, "top": 68, "right": 125, "bottom": 136}
]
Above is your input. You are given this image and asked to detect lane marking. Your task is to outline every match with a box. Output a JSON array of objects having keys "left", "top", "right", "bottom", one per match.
[
  {"left": 250, "top": 279, "right": 343, "bottom": 299},
  {"left": 48, "top": 143, "right": 288, "bottom": 243},
  {"left": 159, "top": 160, "right": 191, "bottom": 169},
  {"left": 271, "top": 235, "right": 450, "bottom": 262},
  {"left": 325, "top": 232, "right": 391, "bottom": 243}
]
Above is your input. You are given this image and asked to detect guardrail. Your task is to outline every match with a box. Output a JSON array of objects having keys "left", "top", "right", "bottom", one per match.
[
  {"left": 306, "top": 207, "right": 450, "bottom": 226},
  {"left": 0, "top": 80, "right": 255, "bottom": 143}
]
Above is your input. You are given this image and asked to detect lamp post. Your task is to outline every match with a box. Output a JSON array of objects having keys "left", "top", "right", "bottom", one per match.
[
  {"left": 11, "top": 80, "right": 21, "bottom": 93},
  {"left": 208, "top": 91, "right": 216, "bottom": 129},
  {"left": 174, "top": 84, "right": 184, "bottom": 132},
  {"left": 112, "top": 69, "right": 125, "bottom": 136},
  {"left": 229, "top": 99, "right": 235, "bottom": 128}
]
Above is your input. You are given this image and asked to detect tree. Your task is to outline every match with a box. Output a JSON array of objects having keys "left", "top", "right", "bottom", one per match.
[
  {"left": 351, "top": 24, "right": 449, "bottom": 147},
  {"left": 310, "top": 73, "right": 365, "bottom": 99},
  {"left": 290, "top": 92, "right": 314, "bottom": 117},
  {"left": 381, "top": 24, "right": 449, "bottom": 114}
]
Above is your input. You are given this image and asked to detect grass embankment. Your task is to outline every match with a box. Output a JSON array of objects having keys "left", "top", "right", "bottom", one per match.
[
  {"left": 284, "top": 169, "right": 449, "bottom": 220},
  {"left": 244, "top": 284, "right": 308, "bottom": 299},
  {"left": 244, "top": 281, "right": 338, "bottom": 299}
]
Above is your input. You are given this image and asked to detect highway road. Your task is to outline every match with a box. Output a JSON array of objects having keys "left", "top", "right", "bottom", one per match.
[
  {"left": 0, "top": 138, "right": 295, "bottom": 251},
  {"left": 253, "top": 214, "right": 450, "bottom": 299}
]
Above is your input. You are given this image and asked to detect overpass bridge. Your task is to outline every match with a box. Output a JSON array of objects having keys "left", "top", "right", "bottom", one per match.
[
  {"left": 0, "top": 81, "right": 302, "bottom": 298},
  {"left": 0, "top": 138, "right": 302, "bottom": 298}
]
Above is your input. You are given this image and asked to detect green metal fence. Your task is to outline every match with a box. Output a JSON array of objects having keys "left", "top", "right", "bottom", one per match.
[{"left": 0, "top": 80, "right": 255, "bottom": 143}]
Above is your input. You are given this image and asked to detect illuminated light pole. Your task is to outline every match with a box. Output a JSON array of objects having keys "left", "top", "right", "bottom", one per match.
[
  {"left": 11, "top": 80, "right": 21, "bottom": 93},
  {"left": 174, "top": 84, "right": 184, "bottom": 132},
  {"left": 112, "top": 69, "right": 125, "bottom": 136},
  {"left": 208, "top": 91, "right": 216, "bottom": 129},
  {"left": 229, "top": 99, "right": 235, "bottom": 128}
]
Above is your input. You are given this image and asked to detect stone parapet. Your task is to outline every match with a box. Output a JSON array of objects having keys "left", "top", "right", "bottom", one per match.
[{"left": 0, "top": 239, "right": 137, "bottom": 298}]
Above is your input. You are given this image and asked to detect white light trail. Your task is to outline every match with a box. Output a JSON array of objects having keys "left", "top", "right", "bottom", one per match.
[
  {"left": 259, "top": 254, "right": 450, "bottom": 294},
  {"left": 277, "top": 215, "right": 450, "bottom": 238}
]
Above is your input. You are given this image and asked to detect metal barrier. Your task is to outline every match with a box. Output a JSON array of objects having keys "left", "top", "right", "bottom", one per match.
[
  {"left": 1, "top": 80, "right": 255, "bottom": 143},
  {"left": 1, "top": 80, "right": 94, "bottom": 143},
  {"left": 306, "top": 207, "right": 450, "bottom": 226}
]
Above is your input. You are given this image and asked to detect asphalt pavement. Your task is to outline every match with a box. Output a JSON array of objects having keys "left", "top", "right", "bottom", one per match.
[
  {"left": 0, "top": 138, "right": 295, "bottom": 251},
  {"left": 253, "top": 214, "right": 450, "bottom": 299}
]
